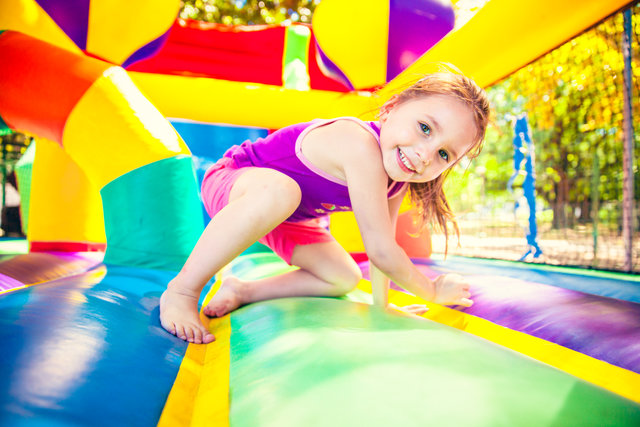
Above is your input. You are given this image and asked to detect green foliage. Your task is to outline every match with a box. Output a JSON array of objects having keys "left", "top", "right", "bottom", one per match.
[
  {"left": 179, "top": 0, "right": 318, "bottom": 25},
  {"left": 447, "top": 4, "right": 639, "bottom": 230}
]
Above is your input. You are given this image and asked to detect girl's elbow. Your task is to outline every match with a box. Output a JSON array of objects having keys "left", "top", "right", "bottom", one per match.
[{"left": 367, "top": 246, "right": 400, "bottom": 274}]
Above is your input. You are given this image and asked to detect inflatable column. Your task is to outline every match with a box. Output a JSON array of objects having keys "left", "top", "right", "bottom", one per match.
[
  {"left": 0, "top": 31, "right": 204, "bottom": 270},
  {"left": 28, "top": 138, "right": 107, "bottom": 251}
]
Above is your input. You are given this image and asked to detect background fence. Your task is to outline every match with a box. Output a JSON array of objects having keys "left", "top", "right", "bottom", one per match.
[{"left": 435, "top": 1, "right": 640, "bottom": 273}]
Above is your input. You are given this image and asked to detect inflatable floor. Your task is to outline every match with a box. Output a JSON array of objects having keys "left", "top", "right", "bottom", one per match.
[{"left": 1, "top": 248, "right": 639, "bottom": 426}]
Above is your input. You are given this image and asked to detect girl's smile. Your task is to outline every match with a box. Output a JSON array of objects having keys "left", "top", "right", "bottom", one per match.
[{"left": 397, "top": 147, "right": 420, "bottom": 174}]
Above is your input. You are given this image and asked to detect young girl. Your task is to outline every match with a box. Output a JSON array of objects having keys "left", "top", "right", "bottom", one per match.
[{"left": 160, "top": 72, "right": 490, "bottom": 344}]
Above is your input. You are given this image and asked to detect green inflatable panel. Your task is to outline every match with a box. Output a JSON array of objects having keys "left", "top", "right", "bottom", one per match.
[
  {"left": 101, "top": 155, "right": 204, "bottom": 271},
  {"left": 15, "top": 140, "right": 34, "bottom": 233},
  {"left": 283, "top": 25, "right": 310, "bottom": 90},
  {"left": 225, "top": 262, "right": 640, "bottom": 427},
  {"left": 0, "top": 37, "right": 11, "bottom": 137}
]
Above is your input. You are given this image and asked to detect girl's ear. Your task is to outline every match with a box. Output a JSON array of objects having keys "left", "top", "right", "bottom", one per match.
[{"left": 379, "top": 95, "right": 399, "bottom": 122}]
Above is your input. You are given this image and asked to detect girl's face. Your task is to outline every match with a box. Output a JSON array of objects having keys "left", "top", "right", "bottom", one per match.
[{"left": 378, "top": 94, "right": 478, "bottom": 183}]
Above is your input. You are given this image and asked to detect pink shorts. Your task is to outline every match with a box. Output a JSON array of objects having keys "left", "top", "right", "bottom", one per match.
[{"left": 201, "top": 157, "right": 335, "bottom": 265}]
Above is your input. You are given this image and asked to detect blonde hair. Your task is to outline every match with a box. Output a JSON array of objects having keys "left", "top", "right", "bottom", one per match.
[{"left": 386, "top": 72, "right": 490, "bottom": 253}]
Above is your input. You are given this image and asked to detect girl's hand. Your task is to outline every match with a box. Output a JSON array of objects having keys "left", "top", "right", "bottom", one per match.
[
  {"left": 387, "top": 303, "right": 429, "bottom": 317},
  {"left": 399, "top": 304, "right": 429, "bottom": 315},
  {"left": 433, "top": 273, "right": 473, "bottom": 307}
]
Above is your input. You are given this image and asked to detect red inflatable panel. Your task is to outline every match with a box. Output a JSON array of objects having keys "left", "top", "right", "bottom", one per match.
[
  {"left": 127, "top": 19, "right": 351, "bottom": 91},
  {"left": 30, "top": 241, "right": 106, "bottom": 253},
  {"left": 127, "top": 19, "right": 286, "bottom": 86}
]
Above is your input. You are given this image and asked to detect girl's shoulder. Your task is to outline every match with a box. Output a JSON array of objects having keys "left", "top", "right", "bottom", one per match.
[
  {"left": 300, "top": 117, "right": 385, "bottom": 183},
  {"left": 307, "top": 117, "right": 380, "bottom": 150}
]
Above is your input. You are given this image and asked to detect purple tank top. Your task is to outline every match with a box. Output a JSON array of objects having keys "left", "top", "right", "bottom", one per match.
[{"left": 223, "top": 117, "right": 406, "bottom": 222}]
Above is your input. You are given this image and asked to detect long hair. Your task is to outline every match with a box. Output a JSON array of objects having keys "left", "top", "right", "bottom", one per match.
[{"left": 390, "top": 72, "right": 490, "bottom": 253}]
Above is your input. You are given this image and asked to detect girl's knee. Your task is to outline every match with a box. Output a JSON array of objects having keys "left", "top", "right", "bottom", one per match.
[
  {"left": 260, "top": 174, "right": 301, "bottom": 214},
  {"left": 274, "top": 174, "right": 302, "bottom": 209},
  {"left": 293, "top": 242, "right": 363, "bottom": 296},
  {"left": 233, "top": 169, "right": 302, "bottom": 214},
  {"left": 330, "top": 265, "right": 362, "bottom": 296}
]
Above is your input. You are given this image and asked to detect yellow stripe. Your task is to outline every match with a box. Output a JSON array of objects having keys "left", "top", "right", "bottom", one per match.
[
  {"left": 357, "top": 280, "right": 640, "bottom": 403},
  {"left": 159, "top": 281, "right": 230, "bottom": 427},
  {"left": 158, "top": 342, "right": 207, "bottom": 427},
  {"left": 190, "top": 316, "right": 230, "bottom": 427},
  {"left": 63, "top": 66, "right": 191, "bottom": 188}
]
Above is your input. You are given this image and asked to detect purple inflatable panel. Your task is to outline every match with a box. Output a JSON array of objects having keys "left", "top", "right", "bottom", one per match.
[
  {"left": 0, "top": 273, "right": 24, "bottom": 292},
  {"left": 35, "top": 0, "right": 90, "bottom": 49},
  {"left": 461, "top": 273, "right": 640, "bottom": 374},
  {"left": 387, "top": 0, "right": 455, "bottom": 81},
  {"left": 0, "top": 252, "right": 103, "bottom": 293},
  {"left": 313, "top": 42, "right": 355, "bottom": 91},
  {"left": 123, "top": 27, "right": 173, "bottom": 68}
]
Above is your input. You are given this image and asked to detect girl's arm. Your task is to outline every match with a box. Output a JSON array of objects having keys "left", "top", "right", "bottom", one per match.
[
  {"left": 338, "top": 124, "right": 471, "bottom": 307},
  {"left": 369, "top": 188, "right": 430, "bottom": 316},
  {"left": 370, "top": 186, "right": 404, "bottom": 308}
]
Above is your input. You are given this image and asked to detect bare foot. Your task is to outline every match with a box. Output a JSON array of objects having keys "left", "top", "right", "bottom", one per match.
[
  {"left": 203, "top": 276, "right": 245, "bottom": 318},
  {"left": 160, "top": 281, "right": 215, "bottom": 344}
]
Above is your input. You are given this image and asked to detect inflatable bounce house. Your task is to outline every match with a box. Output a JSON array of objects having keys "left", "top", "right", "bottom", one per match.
[{"left": 0, "top": 0, "right": 639, "bottom": 425}]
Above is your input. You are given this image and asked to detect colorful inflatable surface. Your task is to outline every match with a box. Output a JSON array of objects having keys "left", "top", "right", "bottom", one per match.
[{"left": 0, "top": 0, "right": 639, "bottom": 425}]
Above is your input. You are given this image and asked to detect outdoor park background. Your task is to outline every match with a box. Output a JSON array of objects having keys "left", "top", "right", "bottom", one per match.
[{"left": 2, "top": 0, "right": 639, "bottom": 273}]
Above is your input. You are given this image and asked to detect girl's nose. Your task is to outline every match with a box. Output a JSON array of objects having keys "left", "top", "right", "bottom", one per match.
[{"left": 415, "top": 146, "right": 431, "bottom": 171}]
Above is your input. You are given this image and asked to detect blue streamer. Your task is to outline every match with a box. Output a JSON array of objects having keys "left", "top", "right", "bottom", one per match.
[{"left": 508, "top": 114, "right": 543, "bottom": 260}]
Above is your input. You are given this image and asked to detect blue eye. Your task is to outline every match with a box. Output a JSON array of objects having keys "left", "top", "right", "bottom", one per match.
[
  {"left": 419, "top": 122, "right": 431, "bottom": 135},
  {"left": 438, "top": 149, "right": 449, "bottom": 162}
]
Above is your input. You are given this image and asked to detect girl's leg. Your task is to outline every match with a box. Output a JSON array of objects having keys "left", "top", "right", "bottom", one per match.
[
  {"left": 160, "top": 168, "right": 302, "bottom": 344},
  {"left": 202, "top": 239, "right": 363, "bottom": 317}
]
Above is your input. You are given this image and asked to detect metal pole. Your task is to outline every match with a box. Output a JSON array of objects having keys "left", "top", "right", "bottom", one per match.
[
  {"left": 621, "top": 8, "right": 635, "bottom": 272},
  {"left": 1, "top": 137, "right": 6, "bottom": 236},
  {"left": 591, "top": 149, "right": 599, "bottom": 268}
]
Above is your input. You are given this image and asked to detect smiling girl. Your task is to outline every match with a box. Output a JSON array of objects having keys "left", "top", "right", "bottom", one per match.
[{"left": 160, "top": 72, "right": 490, "bottom": 344}]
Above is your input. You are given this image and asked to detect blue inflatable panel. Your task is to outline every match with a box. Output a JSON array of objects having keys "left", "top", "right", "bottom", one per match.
[{"left": 0, "top": 265, "right": 187, "bottom": 426}]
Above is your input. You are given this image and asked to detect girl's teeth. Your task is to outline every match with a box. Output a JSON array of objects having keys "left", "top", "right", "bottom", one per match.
[{"left": 399, "top": 150, "right": 415, "bottom": 172}]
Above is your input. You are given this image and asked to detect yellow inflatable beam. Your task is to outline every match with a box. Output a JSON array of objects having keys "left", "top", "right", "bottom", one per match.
[
  {"left": 64, "top": 67, "right": 191, "bottom": 188},
  {"left": 398, "top": 0, "right": 633, "bottom": 89},
  {"left": 129, "top": 72, "right": 381, "bottom": 129}
]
